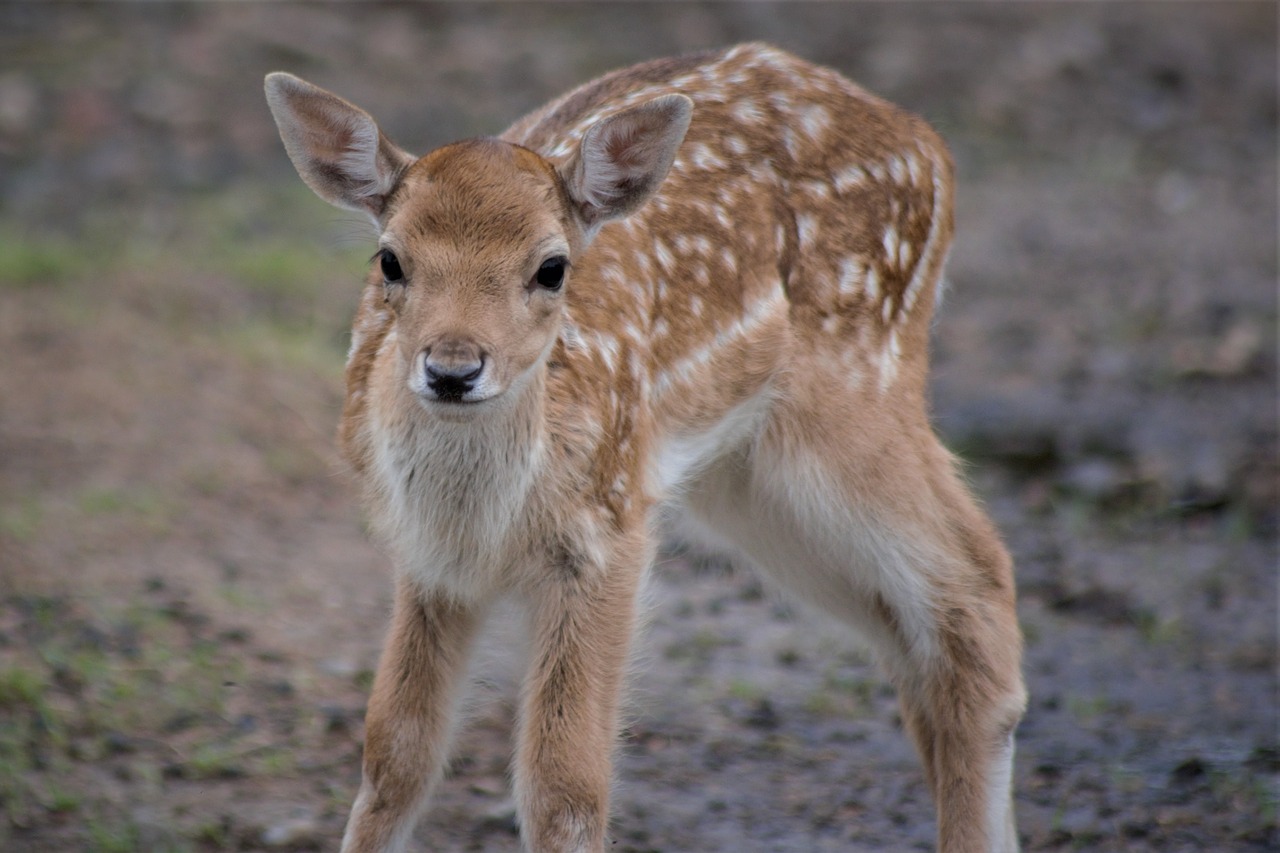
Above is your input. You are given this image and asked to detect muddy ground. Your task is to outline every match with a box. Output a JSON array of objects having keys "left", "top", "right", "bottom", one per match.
[{"left": 0, "top": 3, "right": 1275, "bottom": 851}]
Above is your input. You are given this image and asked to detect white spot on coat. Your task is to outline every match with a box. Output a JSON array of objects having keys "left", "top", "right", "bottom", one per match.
[
  {"left": 882, "top": 225, "right": 899, "bottom": 264},
  {"left": 800, "top": 105, "right": 831, "bottom": 142},
  {"left": 898, "top": 239, "right": 914, "bottom": 271},
  {"left": 837, "top": 256, "right": 863, "bottom": 298},
  {"left": 654, "top": 239, "right": 676, "bottom": 273},
  {"left": 719, "top": 247, "right": 738, "bottom": 274},
  {"left": 834, "top": 165, "right": 866, "bottom": 193},
  {"left": 733, "top": 100, "right": 765, "bottom": 125},
  {"left": 796, "top": 213, "right": 819, "bottom": 251},
  {"left": 889, "top": 155, "right": 908, "bottom": 185},
  {"left": 689, "top": 142, "right": 728, "bottom": 171}
]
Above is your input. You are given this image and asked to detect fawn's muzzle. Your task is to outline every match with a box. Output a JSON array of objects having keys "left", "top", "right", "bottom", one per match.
[{"left": 422, "top": 342, "right": 485, "bottom": 402}]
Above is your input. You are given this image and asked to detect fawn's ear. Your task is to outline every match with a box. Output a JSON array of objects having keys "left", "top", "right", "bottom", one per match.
[
  {"left": 560, "top": 94, "right": 693, "bottom": 228},
  {"left": 264, "top": 72, "right": 415, "bottom": 222}
]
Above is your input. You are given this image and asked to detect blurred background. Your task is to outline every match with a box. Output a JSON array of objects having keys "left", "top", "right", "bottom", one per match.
[{"left": 0, "top": 3, "right": 1274, "bottom": 851}]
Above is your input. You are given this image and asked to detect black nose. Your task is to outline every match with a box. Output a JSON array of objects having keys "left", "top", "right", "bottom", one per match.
[{"left": 423, "top": 347, "right": 484, "bottom": 401}]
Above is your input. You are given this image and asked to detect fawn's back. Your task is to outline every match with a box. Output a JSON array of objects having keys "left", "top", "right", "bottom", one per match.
[{"left": 509, "top": 42, "right": 952, "bottom": 408}]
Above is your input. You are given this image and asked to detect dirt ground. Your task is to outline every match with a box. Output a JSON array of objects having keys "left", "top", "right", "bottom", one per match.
[{"left": 0, "top": 3, "right": 1275, "bottom": 851}]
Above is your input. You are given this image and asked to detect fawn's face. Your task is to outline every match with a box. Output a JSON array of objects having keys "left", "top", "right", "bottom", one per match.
[
  {"left": 265, "top": 71, "right": 690, "bottom": 415},
  {"left": 377, "top": 140, "right": 579, "bottom": 411}
]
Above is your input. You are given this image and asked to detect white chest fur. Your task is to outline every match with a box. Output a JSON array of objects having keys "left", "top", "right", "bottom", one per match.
[{"left": 368, "top": 407, "right": 543, "bottom": 601}]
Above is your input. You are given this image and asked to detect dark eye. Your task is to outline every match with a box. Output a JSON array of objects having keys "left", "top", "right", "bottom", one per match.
[
  {"left": 535, "top": 256, "right": 567, "bottom": 291},
  {"left": 379, "top": 249, "right": 403, "bottom": 283}
]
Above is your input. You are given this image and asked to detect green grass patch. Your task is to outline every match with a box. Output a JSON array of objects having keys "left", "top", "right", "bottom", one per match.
[
  {"left": 726, "top": 678, "right": 765, "bottom": 702},
  {"left": 1065, "top": 692, "right": 1113, "bottom": 722},
  {"left": 0, "top": 497, "right": 45, "bottom": 542},
  {"left": 215, "top": 315, "right": 348, "bottom": 379},
  {"left": 225, "top": 239, "right": 349, "bottom": 293},
  {"left": 0, "top": 665, "right": 46, "bottom": 709},
  {"left": 0, "top": 594, "right": 286, "bottom": 847},
  {"left": 85, "top": 815, "right": 142, "bottom": 853},
  {"left": 803, "top": 670, "right": 878, "bottom": 719},
  {"left": 0, "top": 231, "right": 89, "bottom": 288},
  {"left": 71, "top": 484, "right": 179, "bottom": 536}
]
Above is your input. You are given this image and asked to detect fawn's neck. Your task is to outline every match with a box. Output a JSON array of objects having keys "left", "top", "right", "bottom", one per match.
[{"left": 375, "top": 362, "right": 550, "bottom": 598}]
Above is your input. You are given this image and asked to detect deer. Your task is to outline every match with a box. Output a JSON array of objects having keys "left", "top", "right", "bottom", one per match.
[{"left": 264, "top": 42, "right": 1025, "bottom": 853}]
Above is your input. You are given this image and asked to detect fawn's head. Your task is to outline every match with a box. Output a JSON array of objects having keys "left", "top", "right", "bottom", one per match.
[{"left": 265, "top": 73, "right": 691, "bottom": 412}]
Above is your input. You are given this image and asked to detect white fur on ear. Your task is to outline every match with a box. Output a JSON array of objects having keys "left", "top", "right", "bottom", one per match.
[
  {"left": 563, "top": 94, "right": 693, "bottom": 226},
  {"left": 264, "top": 73, "right": 415, "bottom": 222}
]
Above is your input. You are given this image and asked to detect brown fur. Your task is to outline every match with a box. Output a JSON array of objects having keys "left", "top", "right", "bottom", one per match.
[{"left": 266, "top": 42, "right": 1026, "bottom": 853}]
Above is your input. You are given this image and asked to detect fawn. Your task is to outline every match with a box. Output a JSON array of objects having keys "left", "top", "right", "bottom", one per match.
[{"left": 265, "top": 42, "right": 1025, "bottom": 853}]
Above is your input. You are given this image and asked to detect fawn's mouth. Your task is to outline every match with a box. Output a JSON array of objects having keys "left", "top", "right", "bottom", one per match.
[{"left": 414, "top": 389, "right": 502, "bottom": 417}]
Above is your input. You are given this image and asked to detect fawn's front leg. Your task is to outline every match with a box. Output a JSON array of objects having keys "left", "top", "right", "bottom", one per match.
[
  {"left": 514, "top": 540, "right": 648, "bottom": 853},
  {"left": 342, "top": 578, "right": 483, "bottom": 853}
]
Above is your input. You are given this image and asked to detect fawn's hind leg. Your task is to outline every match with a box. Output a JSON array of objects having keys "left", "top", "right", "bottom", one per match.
[{"left": 678, "top": 401, "right": 1025, "bottom": 853}]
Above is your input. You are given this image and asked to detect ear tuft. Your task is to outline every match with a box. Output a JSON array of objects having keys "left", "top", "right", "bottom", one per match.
[
  {"left": 561, "top": 94, "right": 693, "bottom": 227},
  {"left": 264, "top": 72, "right": 414, "bottom": 222}
]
